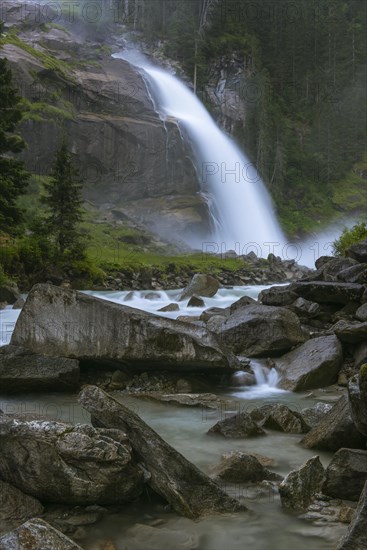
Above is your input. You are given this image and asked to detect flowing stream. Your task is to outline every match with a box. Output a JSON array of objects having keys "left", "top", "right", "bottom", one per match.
[{"left": 0, "top": 287, "right": 347, "bottom": 547}]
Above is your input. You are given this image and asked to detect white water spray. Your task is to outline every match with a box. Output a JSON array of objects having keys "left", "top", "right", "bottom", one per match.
[{"left": 114, "top": 49, "right": 286, "bottom": 256}]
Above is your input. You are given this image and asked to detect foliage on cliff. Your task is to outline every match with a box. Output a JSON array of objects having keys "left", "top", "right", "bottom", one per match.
[{"left": 332, "top": 222, "right": 367, "bottom": 256}]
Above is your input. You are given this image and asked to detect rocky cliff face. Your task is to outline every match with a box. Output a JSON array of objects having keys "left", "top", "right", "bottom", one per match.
[{"left": 1, "top": 8, "right": 209, "bottom": 242}]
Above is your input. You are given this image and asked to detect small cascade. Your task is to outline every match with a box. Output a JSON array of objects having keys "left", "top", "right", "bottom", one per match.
[{"left": 230, "top": 359, "right": 286, "bottom": 399}]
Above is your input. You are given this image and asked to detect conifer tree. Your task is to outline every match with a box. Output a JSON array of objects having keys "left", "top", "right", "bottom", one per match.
[{"left": 0, "top": 22, "right": 29, "bottom": 233}]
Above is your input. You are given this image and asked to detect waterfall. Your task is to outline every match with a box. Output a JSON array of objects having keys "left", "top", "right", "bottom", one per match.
[{"left": 114, "top": 49, "right": 286, "bottom": 256}]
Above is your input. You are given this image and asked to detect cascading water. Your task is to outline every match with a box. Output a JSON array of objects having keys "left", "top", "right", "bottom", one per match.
[
  {"left": 230, "top": 359, "right": 287, "bottom": 399},
  {"left": 114, "top": 49, "right": 286, "bottom": 256}
]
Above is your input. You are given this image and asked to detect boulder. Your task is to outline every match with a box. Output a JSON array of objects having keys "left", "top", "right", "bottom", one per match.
[
  {"left": 336, "top": 480, "right": 367, "bottom": 549},
  {"left": 229, "top": 295, "right": 256, "bottom": 314},
  {"left": 79, "top": 386, "right": 245, "bottom": 519},
  {"left": 276, "top": 335, "right": 343, "bottom": 391},
  {"left": 187, "top": 295, "right": 205, "bottom": 307},
  {"left": 250, "top": 403, "right": 309, "bottom": 433},
  {"left": 337, "top": 264, "right": 367, "bottom": 284},
  {"left": 0, "top": 414, "right": 145, "bottom": 505},
  {"left": 287, "top": 297, "right": 320, "bottom": 319},
  {"left": 10, "top": 284, "right": 239, "bottom": 373},
  {"left": 355, "top": 302, "right": 367, "bottom": 321},
  {"left": 200, "top": 307, "right": 230, "bottom": 322},
  {"left": 300, "top": 402, "right": 333, "bottom": 429},
  {"left": 322, "top": 257, "right": 359, "bottom": 281},
  {"left": 279, "top": 456, "right": 325, "bottom": 511},
  {"left": 301, "top": 395, "right": 366, "bottom": 451},
  {"left": 289, "top": 281, "right": 365, "bottom": 304},
  {"left": 348, "top": 368, "right": 367, "bottom": 437},
  {"left": 346, "top": 238, "right": 367, "bottom": 263},
  {"left": 0, "top": 285, "right": 20, "bottom": 305},
  {"left": 178, "top": 274, "right": 220, "bottom": 301},
  {"left": 0, "top": 345, "right": 80, "bottom": 393},
  {"left": 211, "top": 451, "right": 282, "bottom": 483},
  {"left": 331, "top": 320, "right": 367, "bottom": 343},
  {"left": 218, "top": 304, "right": 305, "bottom": 357},
  {"left": 315, "top": 256, "right": 334, "bottom": 269},
  {"left": 12, "top": 297, "right": 25, "bottom": 310},
  {"left": 323, "top": 448, "right": 367, "bottom": 501},
  {"left": 133, "top": 392, "right": 226, "bottom": 409},
  {"left": 0, "top": 518, "right": 83, "bottom": 550},
  {"left": 158, "top": 303, "right": 179, "bottom": 312},
  {"left": 0, "top": 480, "right": 44, "bottom": 534},
  {"left": 258, "top": 286, "right": 298, "bottom": 306},
  {"left": 207, "top": 412, "right": 266, "bottom": 438}
]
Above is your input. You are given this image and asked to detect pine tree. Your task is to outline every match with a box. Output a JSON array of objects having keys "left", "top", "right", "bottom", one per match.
[
  {"left": 0, "top": 22, "right": 30, "bottom": 233},
  {"left": 42, "top": 141, "right": 85, "bottom": 259}
]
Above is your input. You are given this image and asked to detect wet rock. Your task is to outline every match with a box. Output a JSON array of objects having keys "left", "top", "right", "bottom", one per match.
[
  {"left": 276, "top": 335, "right": 343, "bottom": 392},
  {"left": 229, "top": 295, "right": 256, "bottom": 314},
  {"left": 206, "top": 315, "right": 228, "bottom": 333},
  {"left": 12, "top": 297, "right": 25, "bottom": 310},
  {"left": 336, "top": 480, "right": 367, "bottom": 549},
  {"left": 144, "top": 292, "right": 161, "bottom": 301},
  {"left": 219, "top": 304, "right": 305, "bottom": 357},
  {"left": 0, "top": 414, "right": 145, "bottom": 505},
  {"left": 301, "top": 395, "right": 366, "bottom": 451},
  {"left": 0, "top": 480, "right": 44, "bottom": 534},
  {"left": 289, "top": 281, "right": 365, "bottom": 304},
  {"left": 207, "top": 412, "right": 266, "bottom": 438},
  {"left": 0, "top": 284, "right": 20, "bottom": 305},
  {"left": 355, "top": 302, "right": 367, "bottom": 321},
  {"left": 323, "top": 448, "right": 367, "bottom": 501},
  {"left": 331, "top": 320, "right": 367, "bottom": 343},
  {"left": 300, "top": 402, "right": 333, "bottom": 429},
  {"left": 346, "top": 238, "right": 367, "bottom": 263},
  {"left": 109, "top": 369, "right": 130, "bottom": 390},
  {"left": 133, "top": 392, "right": 226, "bottom": 409},
  {"left": 348, "top": 368, "right": 367, "bottom": 437},
  {"left": 187, "top": 295, "right": 205, "bottom": 307},
  {"left": 211, "top": 451, "right": 282, "bottom": 483},
  {"left": 259, "top": 286, "right": 299, "bottom": 306},
  {"left": 231, "top": 370, "right": 256, "bottom": 386},
  {"left": 79, "top": 385, "right": 245, "bottom": 519},
  {"left": 11, "top": 284, "right": 239, "bottom": 373},
  {"left": 279, "top": 456, "right": 325, "bottom": 511},
  {"left": 0, "top": 518, "right": 83, "bottom": 550},
  {"left": 250, "top": 403, "right": 309, "bottom": 433},
  {"left": 178, "top": 274, "right": 220, "bottom": 301},
  {"left": 0, "top": 345, "right": 80, "bottom": 393},
  {"left": 315, "top": 256, "right": 334, "bottom": 269},
  {"left": 123, "top": 291, "right": 136, "bottom": 301},
  {"left": 158, "top": 303, "right": 179, "bottom": 312}
]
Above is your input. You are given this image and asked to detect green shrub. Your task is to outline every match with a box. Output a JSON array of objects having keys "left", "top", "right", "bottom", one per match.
[{"left": 332, "top": 222, "right": 367, "bottom": 256}]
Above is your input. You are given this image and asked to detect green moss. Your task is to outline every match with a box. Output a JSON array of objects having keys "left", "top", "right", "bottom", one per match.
[
  {"left": 359, "top": 364, "right": 367, "bottom": 380},
  {"left": 20, "top": 99, "right": 75, "bottom": 122}
]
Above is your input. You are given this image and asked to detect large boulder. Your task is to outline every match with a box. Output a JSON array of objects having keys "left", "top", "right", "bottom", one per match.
[
  {"left": 323, "top": 448, "right": 367, "bottom": 501},
  {"left": 178, "top": 274, "right": 220, "bottom": 301},
  {"left": 207, "top": 412, "right": 266, "bottom": 438},
  {"left": 79, "top": 386, "right": 244, "bottom": 519},
  {"left": 10, "top": 284, "right": 238, "bottom": 373},
  {"left": 346, "top": 238, "right": 367, "bottom": 263},
  {"left": 322, "top": 257, "right": 359, "bottom": 281},
  {"left": 0, "top": 414, "right": 145, "bottom": 505},
  {"left": 355, "top": 302, "right": 367, "bottom": 321},
  {"left": 210, "top": 451, "right": 282, "bottom": 483},
  {"left": 276, "top": 335, "right": 343, "bottom": 391},
  {"left": 348, "top": 367, "right": 367, "bottom": 437},
  {"left": 300, "top": 402, "right": 333, "bottom": 429},
  {"left": 217, "top": 304, "right": 305, "bottom": 357},
  {"left": 336, "top": 480, "right": 367, "bottom": 549},
  {"left": 0, "top": 480, "right": 44, "bottom": 535},
  {"left": 289, "top": 281, "right": 365, "bottom": 304},
  {"left": 279, "top": 456, "right": 325, "bottom": 511},
  {"left": 301, "top": 395, "right": 366, "bottom": 451},
  {"left": 0, "top": 518, "right": 83, "bottom": 550},
  {"left": 0, "top": 345, "right": 80, "bottom": 393},
  {"left": 337, "top": 264, "right": 367, "bottom": 284}
]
